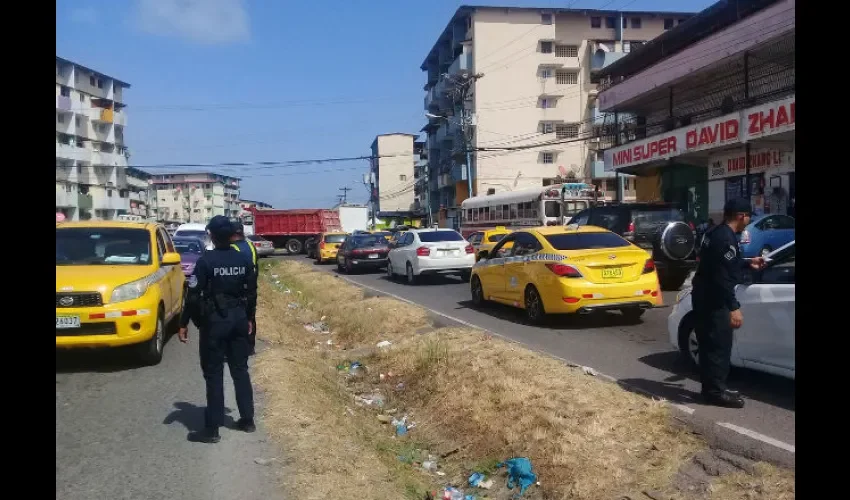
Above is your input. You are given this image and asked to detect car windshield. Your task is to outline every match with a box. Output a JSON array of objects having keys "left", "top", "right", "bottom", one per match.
[
  {"left": 57, "top": 227, "right": 153, "bottom": 265},
  {"left": 324, "top": 234, "right": 347, "bottom": 243},
  {"left": 418, "top": 230, "right": 464, "bottom": 242},
  {"left": 372, "top": 232, "right": 392, "bottom": 239},
  {"left": 353, "top": 236, "right": 387, "bottom": 248},
  {"left": 545, "top": 232, "right": 631, "bottom": 250},
  {"left": 173, "top": 239, "right": 203, "bottom": 254},
  {"left": 175, "top": 229, "right": 207, "bottom": 239},
  {"left": 488, "top": 234, "right": 506, "bottom": 242}
]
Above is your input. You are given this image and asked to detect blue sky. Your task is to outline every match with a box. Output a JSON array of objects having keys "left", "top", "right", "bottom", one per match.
[{"left": 57, "top": 0, "right": 713, "bottom": 208}]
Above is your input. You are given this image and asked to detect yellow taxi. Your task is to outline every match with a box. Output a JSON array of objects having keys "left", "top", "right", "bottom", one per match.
[
  {"left": 56, "top": 221, "right": 186, "bottom": 365},
  {"left": 316, "top": 232, "right": 348, "bottom": 264},
  {"left": 467, "top": 226, "right": 513, "bottom": 261},
  {"left": 469, "top": 225, "right": 661, "bottom": 324}
]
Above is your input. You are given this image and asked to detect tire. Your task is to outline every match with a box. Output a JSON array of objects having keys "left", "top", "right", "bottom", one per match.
[
  {"left": 138, "top": 305, "right": 165, "bottom": 366},
  {"left": 659, "top": 270, "right": 688, "bottom": 291},
  {"left": 337, "top": 260, "right": 344, "bottom": 273},
  {"left": 621, "top": 308, "right": 645, "bottom": 322},
  {"left": 345, "top": 259, "right": 353, "bottom": 274},
  {"left": 470, "top": 276, "right": 485, "bottom": 307},
  {"left": 524, "top": 285, "right": 546, "bottom": 324},
  {"left": 677, "top": 313, "right": 700, "bottom": 371},
  {"left": 760, "top": 246, "right": 773, "bottom": 257},
  {"left": 286, "top": 238, "right": 303, "bottom": 255},
  {"left": 459, "top": 270, "right": 471, "bottom": 282},
  {"left": 405, "top": 262, "right": 417, "bottom": 285},
  {"left": 386, "top": 261, "right": 396, "bottom": 280}
]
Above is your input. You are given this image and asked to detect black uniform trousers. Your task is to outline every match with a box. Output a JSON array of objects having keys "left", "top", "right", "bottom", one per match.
[
  {"left": 198, "top": 306, "right": 254, "bottom": 429},
  {"left": 693, "top": 304, "right": 734, "bottom": 396}
]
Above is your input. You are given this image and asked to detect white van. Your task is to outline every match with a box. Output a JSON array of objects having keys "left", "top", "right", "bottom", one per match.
[{"left": 173, "top": 223, "right": 213, "bottom": 250}]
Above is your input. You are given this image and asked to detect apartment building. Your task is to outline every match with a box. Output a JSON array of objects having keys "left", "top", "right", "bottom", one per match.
[
  {"left": 56, "top": 56, "right": 131, "bottom": 221},
  {"left": 369, "top": 133, "right": 418, "bottom": 215},
  {"left": 149, "top": 173, "right": 241, "bottom": 223},
  {"left": 126, "top": 167, "right": 153, "bottom": 218},
  {"left": 421, "top": 6, "right": 694, "bottom": 223}
]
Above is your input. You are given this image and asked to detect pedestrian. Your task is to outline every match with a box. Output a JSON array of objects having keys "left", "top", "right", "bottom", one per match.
[
  {"left": 230, "top": 221, "right": 259, "bottom": 356},
  {"left": 691, "top": 198, "right": 766, "bottom": 408},
  {"left": 178, "top": 215, "right": 258, "bottom": 443}
]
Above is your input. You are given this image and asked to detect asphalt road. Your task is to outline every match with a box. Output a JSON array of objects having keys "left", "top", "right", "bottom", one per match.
[
  {"left": 56, "top": 325, "right": 281, "bottom": 500},
  {"left": 276, "top": 254, "right": 795, "bottom": 452}
]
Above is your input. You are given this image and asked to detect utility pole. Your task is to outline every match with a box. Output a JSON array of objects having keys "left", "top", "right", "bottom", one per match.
[
  {"left": 451, "top": 73, "right": 483, "bottom": 203},
  {"left": 338, "top": 186, "right": 351, "bottom": 204}
]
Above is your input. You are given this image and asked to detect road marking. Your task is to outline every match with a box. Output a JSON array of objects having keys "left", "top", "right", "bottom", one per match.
[
  {"left": 332, "top": 272, "right": 792, "bottom": 460},
  {"left": 717, "top": 422, "right": 795, "bottom": 453}
]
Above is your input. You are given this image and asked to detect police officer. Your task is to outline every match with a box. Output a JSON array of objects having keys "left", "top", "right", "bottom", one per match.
[
  {"left": 178, "top": 215, "right": 258, "bottom": 443},
  {"left": 691, "top": 198, "right": 766, "bottom": 408},
  {"left": 230, "top": 221, "right": 259, "bottom": 355}
]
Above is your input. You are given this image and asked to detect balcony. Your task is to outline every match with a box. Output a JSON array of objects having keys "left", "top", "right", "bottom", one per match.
[
  {"left": 92, "top": 195, "right": 130, "bottom": 211},
  {"left": 91, "top": 151, "right": 127, "bottom": 167},
  {"left": 447, "top": 52, "right": 472, "bottom": 76},
  {"left": 56, "top": 188, "right": 78, "bottom": 207},
  {"left": 538, "top": 51, "right": 565, "bottom": 68},
  {"left": 56, "top": 142, "right": 89, "bottom": 162},
  {"left": 113, "top": 110, "right": 127, "bottom": 126},
  {"left": 56, "top": 95, "right": 73, "bottom": 112},
  {"left": 90, "top": 107, "right": 114, "bottom": 123},
  {"left": 590, "top": 51, "right": 627, "bottom": 72},
  {"left": 78, "top": 193, "right": 93, "bottom": 210}
]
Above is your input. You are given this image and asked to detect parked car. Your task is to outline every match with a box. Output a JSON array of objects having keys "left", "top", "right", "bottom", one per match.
[
  {"left": 738, "top": 214, "right": 795, "bottom": 258},
  {"left": 172, "top": 236, "right": 205, "bottom": 278},
  {"left": 569, "top": 203, "right": 696, "bottom": 291},
  {"left": 56, "top": 221, "right": 185, "bottom": 365},
  {"left": 667, "top": 240, "right": 795, "bottom": 380},
  {"left": 174, "top": 223, "right": 213, "bottom": 250},
  {"left": 470, "top": 226, "right": 661, "bottom": 324},
  {"left": 386, "top": 228, "right": 475, "bottom": 284},
  {"left": 246, "top": 234, "right": 275, "bottom": 257},
  {"left": 336, "top": 233, "right": 391, "bottom": 273},
  {"left": 313, "top": 232, "right": 348, "bottom": 264},
  {"left": 467, "top": 226, "right": 513, "bottom": 261}
]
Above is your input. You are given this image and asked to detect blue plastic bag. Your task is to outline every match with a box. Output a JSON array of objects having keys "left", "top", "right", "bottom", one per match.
[{"left": 497, "top": 457, "right": 537, "bottom": 496}]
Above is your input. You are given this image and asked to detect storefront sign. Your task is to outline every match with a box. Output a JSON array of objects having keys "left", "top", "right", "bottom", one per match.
[
  {"left": 707, "top": 148, "right": 794, "bottom": 180},
  {"left": 604, "top": 94, "right": 796, "bottom": 171}
]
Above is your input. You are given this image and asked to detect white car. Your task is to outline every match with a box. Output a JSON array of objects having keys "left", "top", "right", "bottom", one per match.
[
  {"left": 667, "top": 240, "right": 795, "bottom": 380},
  {"left": 174, "top": 223, "right": 213, "bottom": 251},
  {"left": 386, "top": 228, "right": 475, "bottom": 285}
]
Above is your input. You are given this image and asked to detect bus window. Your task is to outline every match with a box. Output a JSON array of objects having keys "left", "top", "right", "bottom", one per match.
[
  {"left": 483, "top": 207, "right": 491, "bottom": 221},
  {"left": 544, "top": 200, "right": 561, "bottom": 218},
  {"left": 510, "top": 203, "right": 518, "bottom": 219},
  {"left": 564, "top": 201, "right": 589, "bottom": 216},
  {"left": 495, "top": 205, "right": 503, "bottom": 220},
  {"left": 531, "top": 202, "right": 539, "bottom": 219},
  {"left": 502, "top": 205, "right": 510, "bottom": 220}
]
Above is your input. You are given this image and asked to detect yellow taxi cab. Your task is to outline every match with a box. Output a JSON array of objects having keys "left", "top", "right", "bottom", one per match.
[
  {"left": 316, "top": 232, "right": 348, "bottom": 264},
  {"left": 56, "top": 221, "right": 186, "bottom": 365},
  {"left": 469, "top": 225, "right": 661, "bottom": 324},
  {"left": 467, "top": 226, "right": 513, "bottom": 261}
]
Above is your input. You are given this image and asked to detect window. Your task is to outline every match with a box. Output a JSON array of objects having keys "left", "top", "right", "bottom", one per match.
[
  {"left": 606, "top": 16, "right": 616, "bottom": 29},
  {"left": 590, "top": 16, "right": 601, "bottom": 28},
  {"left": 539, "top": 68, "right": 552, "bottom": 78},
  {"left": 418, "top": 230, "right": 464, "bottom": 242},
  {"left": 57, "top": 114, "right": 65, "bottom": 123},
  {"left": 545, "top": 232, "right": 631, "bottom": 250},
  {"left": 540, "top": 98, "right": 554, "bottom": 109},
  {"left": 60, "top": 86, "right": 71, "bottom": 97},
  {"left": 541, "top": 152, "right": 554, "bottom": 164},
  {"left": 511, "top": 232, "right": 542, "bottom": 257},
  {"left": 399, "top": 174, "right": 407, "bottom": 181},
  {"left": 544, "top": 200, "right": 561, "bottom": 218},
  {"left": 555, "top": 124, "right": 579, "bottom": 139},
  {"left": 495, "top": 205, "right": 503, "bottom": 220},
  {"left": 555, "top": 45, "right": 578, "bottom": 58},
  {"left": 89, "top": 76, "right": 96, "bottom": 86},
  {"left": 107, "top": 189, "right": 114, "bottom": 197},
  {"left": 623, "top": 178, "right": 631, "bottom": 190},
  {"left": 774, "top": 215, "right": 795, "bottom": 229},
  {"left": 155, "top": 231, "right": 167, "bottom": 261},
  {"left": 664, "top": 18, "right": 674, "bottom": 29},
  {"left": 160, "top": 228, "right": 176, "bottom": 253},
  {"left": 540, "top": 41, "right": 553, "bottom": 53},
  {"left": 56, "top": 228, "right": 153, "bottom": 266},
  {"left": 75, "top": 116, "right": 81, "bottom": 127},
  {"left": 631, "top": 17, "right": 642, "bottom": 29},
  {"left": 468, "top": 233, "right": 482, "bottom": 245},
  {"left": 510, "top": 203, "right": 518, "bottom": 219},
  {"left": 488, "top": 233, "right": 506, "bottom": 243},
  {"left": 556, "top": 71, "right": 578, "bottom": 85},
  {"left": 97, "top": 79, "right": 103, "bottom": 89},
  {"left": 541, "top": 13, "right": 552, "bottom": 24},
  {"left": 541, "top": 122, "right": 555, "bottom": 134},
  {"left": 79, "top": 93, "right": 85, "bottom": 102}
]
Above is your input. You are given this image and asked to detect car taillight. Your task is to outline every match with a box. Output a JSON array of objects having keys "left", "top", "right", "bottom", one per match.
[
  {"left": 545, "top": 263, "right": 582, "bottom": 277},
  {"left": 416, "top": 246, "right": 430, "bottom": 256},
  {"left": 464, "top": 244, "right": 474, "bottom": 254},
  {"left": 688, "top": 221, "right": 695, "bottom": 230},
  {"left": 320, "top": 241, "right": 325, "bottom": 249},
  {"left": 740, "top": 230, "right": 751, "bottom": 244},
  {"left": 628, "top": 221, "right": 635, "bottom": 233},
  {"left": 642, "top": 259, "right": 655, "bottom": 274}
]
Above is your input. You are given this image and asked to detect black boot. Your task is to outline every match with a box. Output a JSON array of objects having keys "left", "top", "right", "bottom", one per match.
[
  {"left": 702, "top": 390, "right": 745, "bottom": 408},
  {"left": 236, "top": 418, "right": 256, "bottom": 433},
  {"left": 188, "top": 427, "right": 221, "bottom": 443}
]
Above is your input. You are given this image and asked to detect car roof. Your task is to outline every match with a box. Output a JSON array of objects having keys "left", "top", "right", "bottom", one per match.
[
  {"left": 175, "top": 223, "right": 207, "bottom": 230},
  {"left": 57, "top": 220, "right": 158, "bottom": 231},
  {"left": 409, "top": 228, "right": 459, "bottom": 233},
  {"left": 529, "top": 225, "right": 611, "bottom": 236}
]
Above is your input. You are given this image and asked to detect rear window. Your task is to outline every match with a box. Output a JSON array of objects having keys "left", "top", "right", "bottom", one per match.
[
  {"left": 418, "top": 230, "right": 464, "bottom": 243},
  {"left": 353, "top": 236, "right": 388, "bottom": 247},
  {"left": 372, "top": 232, "right": 392, "bottom": 239},
  {"left": 544, "top": 200, "right": 562, "bottom": 218},
  {"left": 545, "top": 232, "right": 631, "bottom": 250},
  {"left": 324, "top": 234, "right": 347, "bottom": 243},
  {"left": 633, "top": 208, "right": 684, "bottom": 225},
  {"left": 488, "top": 234, "right": 506, "bottom": 242},
  {"left": 175, "top": 229, "right": 206, "bottom": 239}
]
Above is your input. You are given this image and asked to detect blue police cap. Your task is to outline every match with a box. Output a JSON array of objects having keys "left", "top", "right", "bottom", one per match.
[
  {"left": 206, "top": 215, "right": 234, "bottom": 238},
  {"left": 723, "top": 198, "right": 752, "bottom": 216}
]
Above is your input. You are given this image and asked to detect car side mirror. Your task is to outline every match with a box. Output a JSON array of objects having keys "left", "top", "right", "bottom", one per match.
[{"left": 162, "top": 252, "right": 181, "bottom": 266}]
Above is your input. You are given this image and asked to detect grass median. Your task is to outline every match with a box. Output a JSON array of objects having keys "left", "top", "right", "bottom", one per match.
[{"left": 254, "top": 260, "right": 795, "bottom": 500}]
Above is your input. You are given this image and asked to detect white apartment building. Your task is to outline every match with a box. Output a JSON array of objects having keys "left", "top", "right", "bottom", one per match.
[
  {"left": 126, "top": 167, "right": 153, "bottom": 218},
  {"left": 56, "top": 56, "right": 131, "bottom": 221},
  {"left": 149, "top": 173, "right": 241, "bottom": 223},
  {"left": 421, "top": 6, "right": 693, "bottom": 223},
  {"left": 369, "top": 133, "right": 418, "bottom": 215}
]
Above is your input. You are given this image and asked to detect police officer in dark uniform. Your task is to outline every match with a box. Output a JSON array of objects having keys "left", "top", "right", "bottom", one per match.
[
  {"left": 230, "top": 221, "right": 259, "bottom": 355},
  {"left": 178, "top": 215, "right": 258, "bottom": 443},
  {"left": 691, "top": 198, "right": 766, "bottom": 408}
]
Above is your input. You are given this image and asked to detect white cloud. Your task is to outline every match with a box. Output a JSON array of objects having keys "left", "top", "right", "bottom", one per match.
[
  {"left": 135, "top": 0, "right": 250, "bottom": 45},
  {"left": 70, "top": 7, "right": 98, "bottom": 24}
]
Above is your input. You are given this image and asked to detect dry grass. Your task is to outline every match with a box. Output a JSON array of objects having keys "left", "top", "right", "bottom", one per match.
[{"left": 254, "top": 260, "right": 795, "bottom": 500}]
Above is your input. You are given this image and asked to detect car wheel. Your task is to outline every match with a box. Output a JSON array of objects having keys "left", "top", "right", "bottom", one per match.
[
  {"left": 345, "top": 259, "right": 353, "bottom": 274},
  {"left": 621, "top": 308, "right": 645, "bottom": 322},
  {"left": 337, "top": 259, "right": 344, "bottom": 273},
  {"left": 406, "top": 262, "right": 417, "bottom": 285},
  {"left": 659, "top": 270, "right": 688, "bottom": 291},
  {"left": 470, "top": 276, "right": 486, "bottom": 307},
  {"left": 524, "top": 285, "right": 546, "bottom": 324},
  {"left": 138, "top": 305, "right": 165, "bottom": 366},
  {"left": 677, "top": 313, "right": 700, "bottom": 370},
  {"left": 386, "top": 261, "right": 396, "bottom": 280},
  {"left": 760, "top": 246, "right": 773, "bottom": 257}
]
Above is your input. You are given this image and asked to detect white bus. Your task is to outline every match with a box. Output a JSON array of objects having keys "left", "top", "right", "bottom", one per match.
[{"left": 459, "top": 183, "right": 600, "bottom": 238}]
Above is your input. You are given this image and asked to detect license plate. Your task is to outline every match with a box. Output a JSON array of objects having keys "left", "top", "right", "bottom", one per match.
[
  {"left": 368, "top": 253, "right": 379, "bottom": 259},
  {"left": 56, "top": 315, "right": 81, "bottom": 329},
  {"left": 601, "top": 268, "right": 623, "bottom": 279}
]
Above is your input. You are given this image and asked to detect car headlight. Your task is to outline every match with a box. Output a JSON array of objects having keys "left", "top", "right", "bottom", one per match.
[{"left": 110, "top": 274, "right": 156, "bottom": 303}]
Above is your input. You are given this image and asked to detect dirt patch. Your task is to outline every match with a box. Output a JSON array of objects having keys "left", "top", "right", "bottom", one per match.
[{"left": 254, "top": 260, "right": 795, "bottom": 499}]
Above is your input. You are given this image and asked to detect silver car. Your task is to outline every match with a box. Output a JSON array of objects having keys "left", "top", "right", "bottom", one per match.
[{"left": 247, "top": 234, "right": 275, "bottom": 257}]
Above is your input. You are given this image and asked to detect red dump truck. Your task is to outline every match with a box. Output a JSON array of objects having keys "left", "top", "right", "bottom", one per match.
[{"left": 249, "top": 208, "right": 343, "bottom": 254}]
